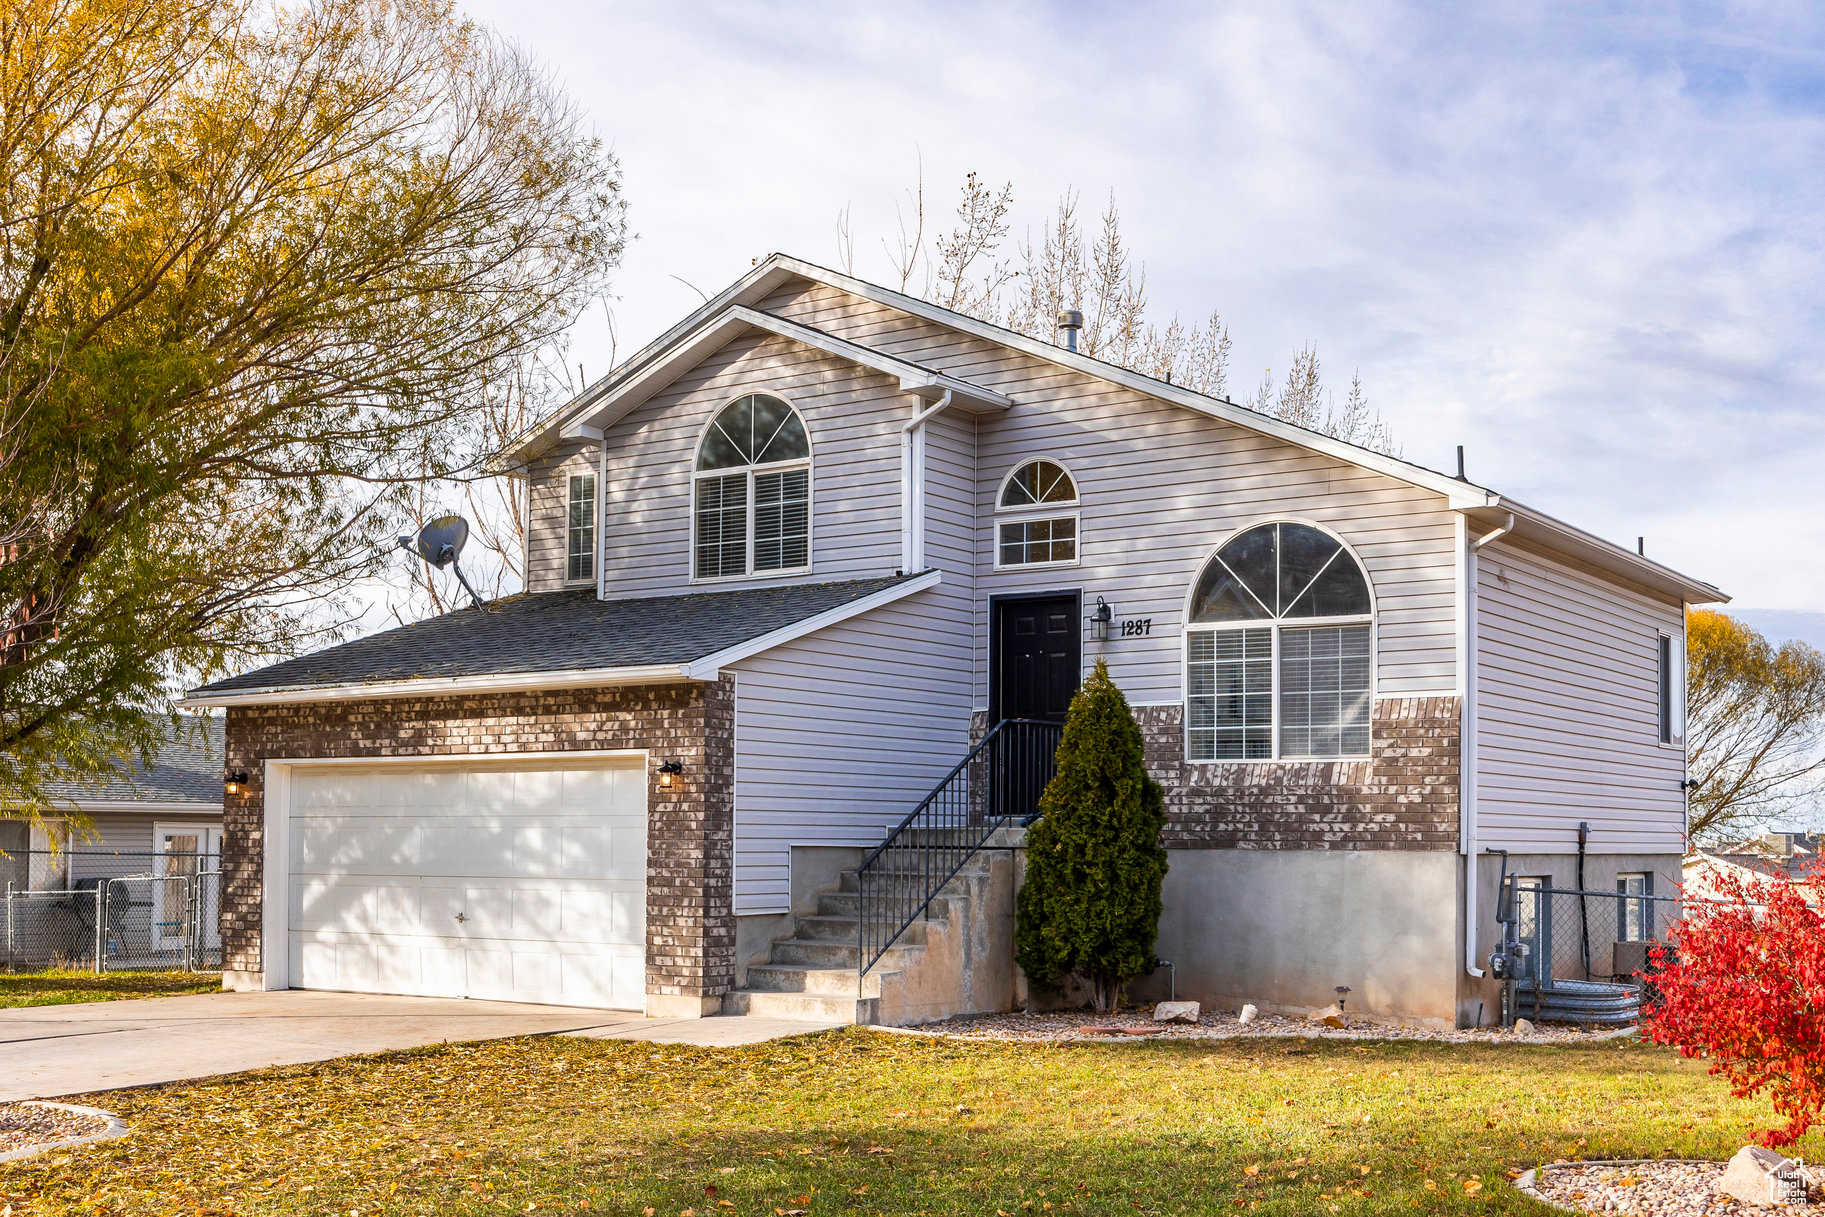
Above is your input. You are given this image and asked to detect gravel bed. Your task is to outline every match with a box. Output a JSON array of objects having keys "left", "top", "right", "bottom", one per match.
[
  {"left": 910, "top": 1007, "right": 1625, "bottom": 1045},
  {"left": 1524, "top": 1159, "right": 1817, "bottom": 1214},
  {"left": 0, "top": 1102, "right": 109, "bottom": 1155}
]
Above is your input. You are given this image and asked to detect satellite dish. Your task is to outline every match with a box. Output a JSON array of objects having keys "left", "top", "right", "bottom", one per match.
[{"left": 397, "top": 514, "right": 485, "bottom": 609}]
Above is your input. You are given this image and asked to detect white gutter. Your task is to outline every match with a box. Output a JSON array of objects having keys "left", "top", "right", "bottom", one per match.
[
  {"left": 900, "top": 391, "right": 951, "bottom": 572},
  {"left": 178, "top": 663, "right": 697, "bottom": 709},
  {"left": 1457, "top": 512, "right": 1485, "bottom": 980}
]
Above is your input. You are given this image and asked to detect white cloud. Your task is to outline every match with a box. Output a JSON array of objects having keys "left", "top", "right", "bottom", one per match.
[{"left": 459, "top": 0, "right": 1825, "bottom": 609}]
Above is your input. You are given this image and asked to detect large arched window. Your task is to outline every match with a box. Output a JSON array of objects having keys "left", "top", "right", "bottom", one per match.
[
  {"left": 995, "top": 458, "right": 1079, "bottom": 568},
  {"left": 693, "top": 394, "right": 811, "bottom": 579},
  {"left": 1185, "top": 522, "right": 1373, "bottom": 760}
]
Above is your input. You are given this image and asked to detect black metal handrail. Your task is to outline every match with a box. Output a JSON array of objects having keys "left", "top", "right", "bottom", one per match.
[{"left": 855, "top": 717, "right": 1062, "bottom": 976}]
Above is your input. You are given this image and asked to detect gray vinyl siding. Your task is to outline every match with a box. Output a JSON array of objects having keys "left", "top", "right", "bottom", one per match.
[
  {"left": 757, "top": 278, "right": 1461, "bottom": 706},
  {"left": 1474, "top": 539, "right": 1686, "bottom": 854},
  {"left": 526, "top": 441, "right": 596, "bottom": 593},
  {"left": 728, "top": 585, "right": 973, "bottom": 913},
  {"left": 589, "top": 330, "right": 908, "bottom": 598}
]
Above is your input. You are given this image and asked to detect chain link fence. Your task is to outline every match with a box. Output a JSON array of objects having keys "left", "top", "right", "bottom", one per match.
[
  {"left": 2, "top": 850, "right": 220, "bottom": 973},
  {"left": 1490, "top": 876, "right": 1683, "bottom": 1026}
]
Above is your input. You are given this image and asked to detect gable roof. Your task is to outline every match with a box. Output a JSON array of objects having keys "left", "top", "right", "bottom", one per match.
[
  {"left": 41, "top": 717, "right": 224, "bottom": 808},
  {"left": 505, "top": 254, "right": 1724, "bottom": 607},
  {"left": 181, "top": 572, "right": 940, "bottom": 707}
]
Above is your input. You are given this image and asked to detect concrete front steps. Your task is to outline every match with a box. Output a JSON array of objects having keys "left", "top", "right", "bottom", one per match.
[{"left": 722, "top": 842, "right": 1017, "bottom": 1026}]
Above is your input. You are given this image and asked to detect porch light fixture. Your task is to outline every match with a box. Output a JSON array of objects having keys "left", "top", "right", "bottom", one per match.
[
  {"left": 1091, "top": 596, "right": 1113, "bottom": 641},
  {"left": 224, "top": 768, "right": 249, "bottom": 795},
  {"left": 658, "top": 760, "right": 684, "bottom": 788}
]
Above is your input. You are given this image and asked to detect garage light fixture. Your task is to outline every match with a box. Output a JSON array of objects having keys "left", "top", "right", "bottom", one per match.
[
  {"left": 224, "top": 768, "right": 250, "bottom": 795},
  {"left": 658, "top": 760, "right": 684, "bottom": 788}
]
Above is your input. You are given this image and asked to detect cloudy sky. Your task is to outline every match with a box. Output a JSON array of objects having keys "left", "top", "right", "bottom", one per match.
[{"left": 460, "top": 1, "right": 1825, "bottom": 640}]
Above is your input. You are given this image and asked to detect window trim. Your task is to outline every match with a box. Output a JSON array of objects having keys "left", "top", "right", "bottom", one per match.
[
  {"left": 564, "top": 472, "right": 597, "bottom": 584},
  {"left": 1616, "top": 870, "right": 1655, "bottom": 942},
  {"left": 1180, "top": 518, "right": 1378, "bottom": 764},
  {"left": 993, "top": 457, "right": 1082, "bottom": 570},
  {"left": 687, "top": 391, "right": 815, "bottom": 584},
  {"left": 1656, "top": 629, "right": 1685, "bottom": 748}
]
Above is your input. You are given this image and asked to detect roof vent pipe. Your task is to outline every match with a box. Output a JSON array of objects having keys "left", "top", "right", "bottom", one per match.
[{"left": 1055, "top": 309, "right": 1083, "bottom": 352}]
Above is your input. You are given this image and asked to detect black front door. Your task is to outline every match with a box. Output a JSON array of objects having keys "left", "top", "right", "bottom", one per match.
[{"left": 993, "top": 594, "right": 1082, "bottom": 722}]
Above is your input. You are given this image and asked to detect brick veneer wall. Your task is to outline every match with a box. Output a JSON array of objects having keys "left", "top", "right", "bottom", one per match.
[
  {"left": 976, "top": 695, "right": 1460, "bottom": 851},
  {"left": 1140, "top": 696, "right": 1460, "bottom": 849},
  {"left": 220, "top": 680, "right": 736, "bottom": 1000}
]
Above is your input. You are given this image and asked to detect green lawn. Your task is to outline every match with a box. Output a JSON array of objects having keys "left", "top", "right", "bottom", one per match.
[
  {"left": 1, "top": 1029, "right": 1794, "bottom": 1215},
  {"left": 0, "top": 968, "right": 221, "bottom": 1008}
]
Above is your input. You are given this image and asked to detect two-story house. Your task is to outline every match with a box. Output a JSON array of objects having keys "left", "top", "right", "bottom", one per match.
[{"left": 183, "top": 254, "right": 1724, "bottom": 1028}]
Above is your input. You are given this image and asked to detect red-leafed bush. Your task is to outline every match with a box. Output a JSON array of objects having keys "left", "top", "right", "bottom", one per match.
[{"left": 1642, "top": 862, "right": 1825, "bottom": 1147}]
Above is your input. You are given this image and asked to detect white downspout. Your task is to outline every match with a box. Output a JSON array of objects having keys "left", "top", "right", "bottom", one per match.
[
  {"left": 900, "top": 390, "right": 951, "bottom": 572},
  {"left": 1457, "top": 512, "right": 1484, "bottom": 979}
]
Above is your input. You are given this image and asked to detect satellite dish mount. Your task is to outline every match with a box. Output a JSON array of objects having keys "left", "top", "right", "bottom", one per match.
[{"left": 398, "top": 514, "right": 486, "bottom": 610}]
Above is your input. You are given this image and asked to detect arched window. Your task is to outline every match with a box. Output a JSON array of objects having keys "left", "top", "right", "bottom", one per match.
[
  {"left": 996, "top": 458, "right": 1079, "bottom": 568},
  {"left": 1185, "top": 522, "right": 1373, "bottom": 761},
  {"left": 693, "top": 394, "right": 811, "bottom": 579}
]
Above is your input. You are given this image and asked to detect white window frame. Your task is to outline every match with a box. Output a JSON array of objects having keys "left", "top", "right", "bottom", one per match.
[
  {"left": 993, "top": 457, "right": 1082, "bottom": 570},
  {"left": 1181, "top": 519, "right": 1377, "bottom": 764},
  {"left": 565, "top": 472, "right": 596, "bottom": 584},
  {"left": 1657, "top": 629, "right": 1686, "bottom": 748},
  {"left": 1617, "top": 871, "right": 1655, "bottom": 942},
  {"left": 688, "top": 392, "right": 814, "bottom": 584}
]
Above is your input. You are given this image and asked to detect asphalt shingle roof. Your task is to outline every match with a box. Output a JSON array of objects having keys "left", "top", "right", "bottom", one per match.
[
  {"left": 192, "top": 574, "right": 922, "bottom": 696},
  {"left": 41, "top": 718, "right": 224, "bottom": 805}
]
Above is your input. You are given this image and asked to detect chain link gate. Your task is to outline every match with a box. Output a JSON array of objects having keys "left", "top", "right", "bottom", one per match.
[
  {"left": 1489, "top": 870, "right": 1684, "bottom": 1027},
  {"left": 2, "top": 850, "right": 221, "bottom": 973}
]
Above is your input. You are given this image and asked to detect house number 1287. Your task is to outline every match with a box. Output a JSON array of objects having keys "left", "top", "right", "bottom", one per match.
[{"left": 1119, "top": 618, "right": 1153, "bottom": 637}]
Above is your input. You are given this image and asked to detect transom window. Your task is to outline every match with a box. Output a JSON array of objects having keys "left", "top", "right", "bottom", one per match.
[
  {"left": 996, "top": 458, "right": 1079, "bottom": 567},
  {"left": 1185, "top": 522, "right": 1373, "bottom": 761},
  {"left": 693, "top": 394, "right": 811, "bottom": 579}
]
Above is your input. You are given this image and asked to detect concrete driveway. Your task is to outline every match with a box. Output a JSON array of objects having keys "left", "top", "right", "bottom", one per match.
[{"left": 0, "top": 990, "right": 843, "bottom": 1101}]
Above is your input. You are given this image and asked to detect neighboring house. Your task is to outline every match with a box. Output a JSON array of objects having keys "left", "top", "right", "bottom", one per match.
[
  {"left": 1684, "top": 832, "right": 1824, "bottom": 905},
  {"left": 182, "top": 255, "right": 1724, "bottom": 1028},
  {"left": 0, "top": 717, "right": 225, "bottom": 892}
]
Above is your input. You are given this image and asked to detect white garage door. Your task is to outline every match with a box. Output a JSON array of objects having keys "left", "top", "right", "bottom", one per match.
[{"left": 287, "top": 759, "right": 646, "bottom": 1009}]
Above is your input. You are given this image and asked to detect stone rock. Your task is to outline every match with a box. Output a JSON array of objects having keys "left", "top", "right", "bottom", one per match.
[
  {"left": 1238, "top": 1004, "right": 1258, "bottom": 1025},
  {"left": 1718, "top": 1144, "right": 1797, "bottom": 1208},
  {"left": 1308, "top": 1003, "right": 1346, "bottom": 1029},
  {"left": 1152, "top": 1001, "right": 1201, "bottom": 1024},
  {"left": 1513, "top": 1018, "right": 1536, "bottom": 1036}
]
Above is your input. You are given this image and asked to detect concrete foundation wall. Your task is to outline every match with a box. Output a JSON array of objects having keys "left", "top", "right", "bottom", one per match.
[{"left": 1140, "top": 849, "right": 1463, "bottom": 1027}]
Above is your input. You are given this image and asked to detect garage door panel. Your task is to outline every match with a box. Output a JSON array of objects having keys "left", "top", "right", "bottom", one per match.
[{"left": 287, "top": 759, "right": 646, "bottom": 1009}]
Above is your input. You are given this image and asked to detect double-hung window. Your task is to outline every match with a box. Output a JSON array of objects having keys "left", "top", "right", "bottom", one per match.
[
  {"left": 566, "top": 473, "right": 596, "bottom": 583},
  {"left": 693, "top": 394, "right": 811, "bottom": 580},
  {"left": 1185, "top": 522, "right": 1373, "bottom": 760}
]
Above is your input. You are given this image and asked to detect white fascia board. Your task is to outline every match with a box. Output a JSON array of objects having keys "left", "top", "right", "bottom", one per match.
[
  {"left": 685, "top": 569, "right": 942, "bottom": 679},
  {"left": 178, "top": 663, "right": 696, "bottom": 709},
  {"left": 1466, "top": 500, "right": 1728, "bottom": 605},
  {"left": 553, "top": 306, "right": 1008, "bottom": 444}
]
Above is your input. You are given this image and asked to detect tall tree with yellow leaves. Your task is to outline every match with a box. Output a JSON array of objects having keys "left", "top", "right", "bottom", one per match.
[{"left": 0, "top": 0, "right": 624, "bottom": 821}]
